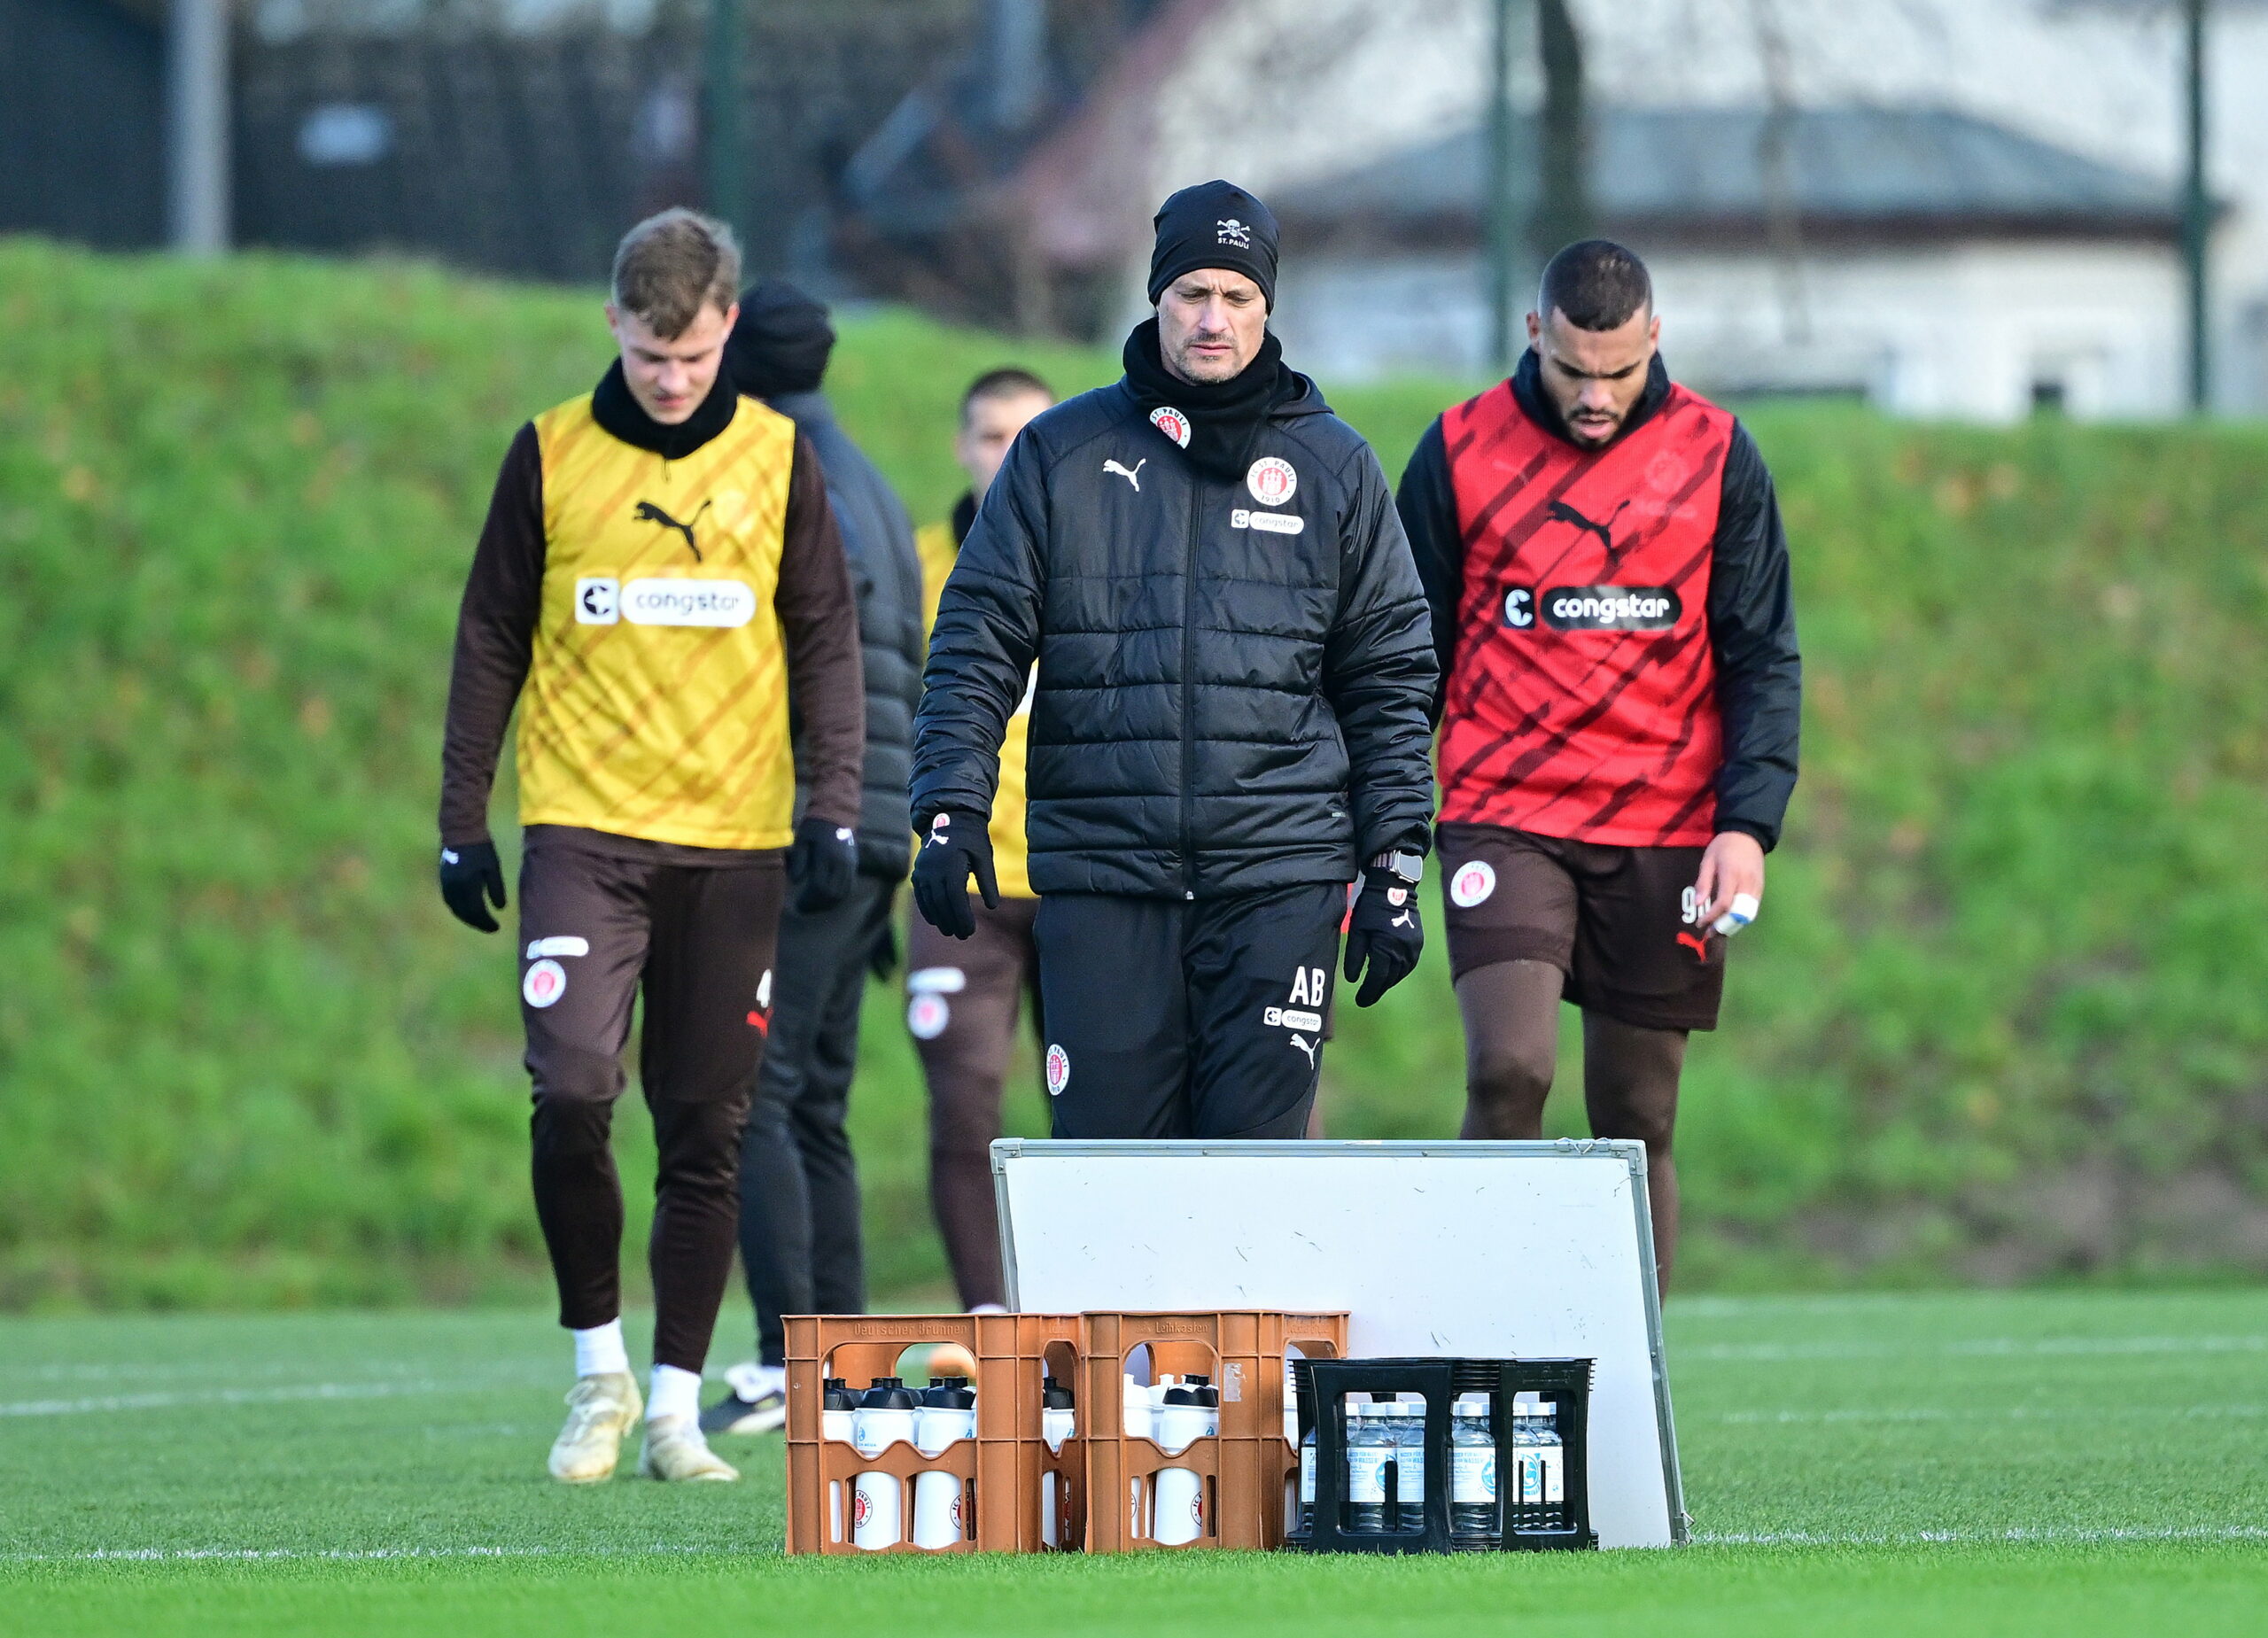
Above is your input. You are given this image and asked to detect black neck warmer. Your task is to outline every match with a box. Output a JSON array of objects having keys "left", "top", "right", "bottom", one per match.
[
  {"left": 591, "top": 358, "right": 740, "bottom": 461},
  {"left": 1511, "top": 346, "right": 1673, "bottom": 452},
  {"left": 1121, "top": 318, "right": 1309, "bottom": 482},
  {"left": 951, "top": 490, "right": 977, "bottom": 547}
]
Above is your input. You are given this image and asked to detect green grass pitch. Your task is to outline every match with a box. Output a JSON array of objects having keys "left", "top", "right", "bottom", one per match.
[{"left": 3, "top": 1290, "right": 2263, "bottom": 1634}]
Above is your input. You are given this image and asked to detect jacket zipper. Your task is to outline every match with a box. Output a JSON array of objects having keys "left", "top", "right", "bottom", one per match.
[{"left": 1179, "top": 469, "right": 1201, "bottom": 901}]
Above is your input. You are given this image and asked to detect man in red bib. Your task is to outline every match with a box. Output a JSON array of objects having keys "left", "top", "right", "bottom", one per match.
[{"left": 1395, "top": 241, "right": 1799, "bottom": 1287}]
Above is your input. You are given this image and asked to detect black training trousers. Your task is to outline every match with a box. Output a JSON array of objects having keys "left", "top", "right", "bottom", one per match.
[
  {"left": 519, "top": 829, "right": 782, "bottom": 1375},
  {"left": 1034, "top": 884, "right": 1345, "bottom": 1139},
  {"left": 737, "top": 873, "right": 893, "bottom": 1367}
]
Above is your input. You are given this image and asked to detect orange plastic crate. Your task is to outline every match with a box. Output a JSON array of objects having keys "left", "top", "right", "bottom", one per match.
[
  {"left": 784, "top": 1312, "right": 1084, "bottom": 1556},
  {"left": 1077, "top": 1310, "right": 1348, "bottom": 1553}
]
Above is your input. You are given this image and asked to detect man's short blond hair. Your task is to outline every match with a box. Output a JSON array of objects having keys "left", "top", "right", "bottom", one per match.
[{"left": 610, "top": 209, "right": 742, "bottom": 339}]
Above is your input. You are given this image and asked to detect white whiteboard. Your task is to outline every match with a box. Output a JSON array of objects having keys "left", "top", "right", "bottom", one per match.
[{"left": 994, "top": 1139, "right": 1685, "bottom": 1548}]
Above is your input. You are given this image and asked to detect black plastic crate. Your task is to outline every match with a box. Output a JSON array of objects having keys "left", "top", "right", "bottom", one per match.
[{"left": 1287, "top": 1356, "right": 1596, "bottom": 1554}]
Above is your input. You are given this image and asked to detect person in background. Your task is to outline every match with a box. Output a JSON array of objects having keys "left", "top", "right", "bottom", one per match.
[
  {"left": 437, "top": 211, "right": 864, "bottom": 1483},
  {"left": 702, "top": 283, "right": 925, "bottom": 1437},
  {"left": 907, "top": 367, "right": 1055, "bottom": 1314}
]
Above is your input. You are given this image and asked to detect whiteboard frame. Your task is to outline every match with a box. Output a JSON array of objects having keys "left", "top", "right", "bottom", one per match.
[{"left": 993, "top": 1137, "right": 1687, "bottom": 1545}]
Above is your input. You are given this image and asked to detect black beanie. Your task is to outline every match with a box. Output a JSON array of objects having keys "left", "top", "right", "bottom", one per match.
[
  {"left": 1146, "top": 180, "right": 1279, "bottom": 310},
  {"left": 724, "top": 278, "right": 836, "bottom": 399}
]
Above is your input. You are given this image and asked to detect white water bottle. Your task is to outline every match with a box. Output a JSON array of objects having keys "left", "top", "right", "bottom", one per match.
[
  {"left": 914, "top": 1377, "right": 976, "bottom": 1457},
  {"left": 821, "top": 1378, "right": 857, "bottom": 1444},
  {"left": 911, "top": 1470, "right": 965, "bottom": 1549},
  {"left": 1153, "top": 1386, "right": 1209, "bottom": 1458},
  {"left": 851, "top": 1471, "right": 901, "bottom": 1550},
  {"left": 1122, "top": 1373, "right": 1150, "bottom": 1440},
  {"left": 851, "top": 1378, "right": 919, "bottom": 1457},
  {"left": 1042, "top": 1378, "right": 1076, "bottom": 1455},
  {"left": 1152, "top": 1463, "right": 1204, "bottom": 1545},
  {"left": 1185, "top": 1374, "right": 1221, "bottom": 1438}
]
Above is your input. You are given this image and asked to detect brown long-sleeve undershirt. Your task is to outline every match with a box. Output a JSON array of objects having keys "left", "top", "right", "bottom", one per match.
[{"left": 438, "top": 420, "right": 866, "bottom": 853}]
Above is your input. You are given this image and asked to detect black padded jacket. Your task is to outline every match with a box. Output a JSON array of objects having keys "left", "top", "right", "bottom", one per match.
[
  {"left": 911, "top": 374, "right": 1438, "bottom": 900},
  {"left": 766, "top": 390, "right": 927, "bottom": 878}
]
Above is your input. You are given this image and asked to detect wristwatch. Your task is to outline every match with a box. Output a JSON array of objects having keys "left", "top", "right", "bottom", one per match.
[{"left": 1369, "top": 849, "right": 1425, "bottom": 885}]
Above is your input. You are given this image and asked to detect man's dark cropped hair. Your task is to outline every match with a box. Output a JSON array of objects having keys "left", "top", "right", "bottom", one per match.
[
  {"left": 1541, "top": 239, "right": 1654, "bottom": 331},
  {"left": 960, "top": 367, "right": 1053, "bottom": 418}
]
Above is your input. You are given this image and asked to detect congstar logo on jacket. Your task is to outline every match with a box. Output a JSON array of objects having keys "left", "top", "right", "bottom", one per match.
[{"left": 1537, "top": 585, "right": 1682, "bottom": 632}]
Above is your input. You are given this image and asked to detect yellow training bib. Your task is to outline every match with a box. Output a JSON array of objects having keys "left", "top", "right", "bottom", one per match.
[{"left": 517, "top": 393, "right": 801, "bottom": 850}]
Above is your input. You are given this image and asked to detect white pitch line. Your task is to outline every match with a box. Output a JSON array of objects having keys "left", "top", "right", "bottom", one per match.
[
  {"left": 1682, "top": 1335, "right": 2268, "bottom": 1363},
  {"left": 10, "top": 1526, "right": 2268, "bottom": 1565},
  {"left": 1719, "top": 1402, "right": 2268, "bottom": 1426},
  {"left": 0, "top": 1375, "right": 550, "bottom": 1418},
  {"left": 0, "top": 1545, "right": 726, "bottom": 1565},
  {"left": 1694, "top": 1525, "right": 2268, "bottom": 1548}
]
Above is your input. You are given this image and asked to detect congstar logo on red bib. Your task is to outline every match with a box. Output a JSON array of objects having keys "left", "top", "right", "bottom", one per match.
[{"left": 1539, "top": 585, "right": 1682, "bottom": 632}]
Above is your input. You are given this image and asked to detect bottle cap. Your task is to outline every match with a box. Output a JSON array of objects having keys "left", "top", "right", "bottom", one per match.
[
  {"left": 1043, "top": 1379, "right": 1075, "bottom": 1409},
  {"left": 1162, "top": 1386, "right": 1198, "bottom": 1405},
  {"left": 1183, "top": 1374, "right": 1210, "bottom": 1388},
  {"left": 1194, "top": 1386, "right": 1220, "bottom": 1408}
]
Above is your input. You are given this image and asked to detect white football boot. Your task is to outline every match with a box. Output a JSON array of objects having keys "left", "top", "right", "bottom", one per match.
[
  {"left": 548, "top": 1370, "right": 641, "bottom": 1484},
  {"left": 640, "top": 1414, "right": 742, "bottom": 1482}
]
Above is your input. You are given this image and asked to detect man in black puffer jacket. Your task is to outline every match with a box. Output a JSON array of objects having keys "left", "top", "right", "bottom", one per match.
[
  {"left": 706, "top": 281, "right": 924, "bottom": 1435},
  {"left": 912, "top": 182, "right": 1437, "bottom": 1140}
]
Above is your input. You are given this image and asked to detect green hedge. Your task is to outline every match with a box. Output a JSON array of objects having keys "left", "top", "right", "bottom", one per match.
[{"left": 2, "top": 238, "right": 2263, "bottom": 1309}]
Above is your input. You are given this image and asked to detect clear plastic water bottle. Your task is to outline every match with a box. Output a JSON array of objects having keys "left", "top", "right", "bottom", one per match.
[
  {"left": 1450, "top": 1400, "right": 1497, "bottom": 1538},
  {"left": 1343, "top": 1401, "right": 1391, "bottom": 1533},
  {"left": 1388, "top": 1400, "right": 1428, "bottom": 1532},
  {"left": 1531, "top": 1398, "right": 1565, "bottom": 1515},
  {"left": 1297, "top": 1418, "right": 1317, "bottom": 1536},
  {"left": 1510, "top": 1401, "right": 1542, "bottom": 1521}
]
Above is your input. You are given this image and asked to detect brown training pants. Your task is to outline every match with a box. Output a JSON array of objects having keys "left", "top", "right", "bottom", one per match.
[
  {"left": 905, "top": 896, "right": 1043, "bottom": 1311},
  {"left": 517, "top": 828, "right": 783, "bottom": 1372}
]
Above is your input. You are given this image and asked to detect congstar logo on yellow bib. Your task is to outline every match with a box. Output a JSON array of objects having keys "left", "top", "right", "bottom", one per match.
[{"left": 574, "top": 577, "right": 757, "bottom": 628}]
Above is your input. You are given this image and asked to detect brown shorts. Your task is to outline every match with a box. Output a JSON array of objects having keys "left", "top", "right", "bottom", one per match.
[{"left": 1434, "top": 821, "right": 1727, "bottom": 1032}]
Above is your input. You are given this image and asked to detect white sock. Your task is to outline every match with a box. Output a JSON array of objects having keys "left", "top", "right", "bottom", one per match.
[
  {"left": 649, "top": 1362, "right": 703, "bottom": 1425},
  {"left": 572, "top": 1319, "right": 630, "bottom": 1380}
]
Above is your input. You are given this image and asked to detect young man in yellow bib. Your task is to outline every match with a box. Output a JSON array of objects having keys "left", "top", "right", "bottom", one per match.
[
  {"left": 907, "top": 368, "right": 1053, "bottom": 1312},
  {"left": 437, "top": 209, "right": 865, "bottom": 1484}
]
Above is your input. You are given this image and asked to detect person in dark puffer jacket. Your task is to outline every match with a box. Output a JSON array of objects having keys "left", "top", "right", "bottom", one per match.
[
  {"left": 911, "top": 182, "right": 1437, "bottom": 1142},
  {"left": 705, "top": 281, "right": 924, "bottom": 1437}
]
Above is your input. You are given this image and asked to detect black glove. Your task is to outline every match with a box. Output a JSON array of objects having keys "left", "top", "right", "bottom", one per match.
[
  {"left": 439, "top": 839, "right": 507, "bottom": 933},
  {"left": 788, "top": 816, "right": 860, "bottom": 914},
  {"left": 910, "top": 810, "right": 998, "bottom": 940},
  {"left": 868, "top": 888, "right": 901, "bottom": 981},
  {"left": 1343, "top": 866, "right": 1423, "bottom": 1006}
]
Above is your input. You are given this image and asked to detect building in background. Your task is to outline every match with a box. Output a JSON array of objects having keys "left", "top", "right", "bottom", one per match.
[
  {"left": 0, "top": 0, "right": 169, "bottom": 248},
  {"left": 7, "top": 0, "right": 2267, "bottom": 415},
  {"left": 1269, "top": 107, "right": 2196, "bottom": 421},
  {"left": 981, "top": 0, "right": 2268, "bottom": 418},
  {"left": 3, "top": 0, "right": 1003, "bottom": 285}
]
